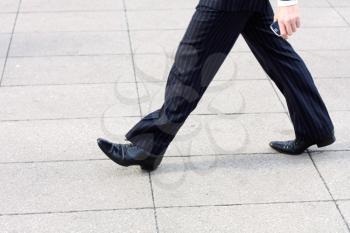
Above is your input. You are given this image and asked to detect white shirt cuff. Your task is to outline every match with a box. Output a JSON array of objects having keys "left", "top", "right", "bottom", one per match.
[{"left": 278, "top": 0, "right": 298, "bottom": 7}]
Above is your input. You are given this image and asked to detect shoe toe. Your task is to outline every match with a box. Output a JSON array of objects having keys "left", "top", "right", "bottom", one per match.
[
  {"left": 269, "top": 141, "right": 283, "bottom": 149},
  {"left": 97, "top": 138, "right": 113, "bottom": 154}
]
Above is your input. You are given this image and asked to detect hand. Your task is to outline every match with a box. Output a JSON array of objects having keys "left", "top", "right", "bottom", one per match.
[{"left": 274, "top": 5, "right": 301, "bottom": 39}]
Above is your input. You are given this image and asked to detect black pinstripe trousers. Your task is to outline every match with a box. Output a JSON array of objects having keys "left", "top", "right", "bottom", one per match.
[{"left": 125, "top": 2, "right": 334, "bottom": 156}]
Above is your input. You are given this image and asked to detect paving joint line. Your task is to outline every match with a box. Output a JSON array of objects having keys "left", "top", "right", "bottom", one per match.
[
  {"left": 0, "top": 111, "right": 290, "bottom": 123},
  {"left": 122, "top": 0, "right": 159, "bottom": 231},
  {"left": 0, "top": 0, "right": 22, "bottom": 86},
  {"left": 1, "top": 150, "right": 348, "bottom": 165},
  {"left": 122, "top": 0, "right": 143, "bottom": 117},
  {"left": 0, "top": 76, "right": 348, "bottom": 88},
  {"left": 308, "top": 150, "right": 350, "bottom": 232},
  {"left": 326, "top": 0, "right": 350, "bottom": 27},
  {"left": 1, "top": 199, "right": 343, "bottom": 217}
]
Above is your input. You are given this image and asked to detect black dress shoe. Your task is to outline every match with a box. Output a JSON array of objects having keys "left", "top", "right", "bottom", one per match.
[
  {"left": 97, "top": 138, "right": 164, "bottom": 171},
  {"left": 269, "top": 134, "right": 336, "bottom": 155}
]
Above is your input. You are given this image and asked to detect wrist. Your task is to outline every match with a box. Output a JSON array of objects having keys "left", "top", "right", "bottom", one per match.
[{"left": 278, "top": 0, "right": 298, "bottom": 7}]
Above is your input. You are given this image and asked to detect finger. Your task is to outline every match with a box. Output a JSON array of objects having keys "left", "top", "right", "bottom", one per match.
[
  {"left": 291, "top": 19, "right": 297, "bottom": 32},
  {"left": 296, "top": 17, "right": 301, "bottom": 28},
  {"left": 285, "top": 20, "right": 293, "bottom": 36},
  {"left": 278, "top": 21, "right": 288, "bottom": 39}
]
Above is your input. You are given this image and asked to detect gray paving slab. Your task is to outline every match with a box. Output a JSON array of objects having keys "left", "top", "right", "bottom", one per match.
[
  {"left": 0, "top": 209, "right": 156, "bottom": 233},
  {"left": 0, "top": 13, "right": 16, "bottom": 33},
  {"left": 0, "top": 117, "right": 140, "bottom": 163},
  {"left": 151, "top": 154, "right": 331, "bottom": 207},
  {"left": 20, "top": 0, "right": 124, "bottom": 12},
  {"left": 0, "top": 58, "right": 5, "bottom": 77},
  {"left": 15, "top": 11, "right": 127, "bottom": 33},
  {"left": 134, "top": 52, "right": 266, "bottom": 82},
  {"left": 130, "top": 29, "right": 185, "bottom": 54},
  {"left": 0, "top": 83, "right": 140, "bottom": 121},
  {"left": 0, "top": 0, "right": 20, "bottom": 13},
  {"left": 328, "top": 0, "right": 350, "bottom": 6},
  {"left": 138, "top": 80, "right": 285, "bottom": 115},
  {"left": 2, "top": 55, "right": 135, "bottom": 85},
  {"left": 300, "top": 7, "right": 348, "bottom": 27},
  {"left": 300, "top": 50, "right": 350, "bottom": 78},
  {"left": 315, "top": 78, "right": 350, "bottom": 111},
  {"left": 165, "top": 113, "right": 293, "bottom": 156},
  {"left": 311, "top": 151, "right": 350, "bottom": 200},
  {"left": 157, "top": 202, "right": 349, "bottom": 233},
  {"left": 125, "top": 0, "right": 198, "bottom": 10},
  {"left": 0, "top": 160, "right": 153, "bottom": 214},
  {"left": 10, "top": 31, "right": 130, "bottom": 57},
  {"left": 0, "top": 34, "right": 11, "bottom": 57},
  {"left": 338, "top": 201, "right": 350, "bottom": 229},
  {"left": 127, "top": 9, "right": 194, "bottom": 30},
  {"left": 336, "top": 7, "right": 350, "bottom": 25},
  {"left": 290, "top": 28, "right": 350, "bottom": 50}
]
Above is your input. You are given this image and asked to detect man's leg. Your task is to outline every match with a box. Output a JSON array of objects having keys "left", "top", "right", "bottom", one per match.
[
  {"left": 241, "top": 3, "right": 334, "bottom": 152},
  {"left": 125, "top": 6, "right": 253, "bottom": 156}
]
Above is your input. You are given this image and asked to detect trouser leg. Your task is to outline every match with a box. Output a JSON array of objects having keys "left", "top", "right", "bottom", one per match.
[
  {"left": 125, "top": 6, "right": 253, "bottom": 155},
  {"left": 240, "top": 3, "right": 334, "bottom": 141}
]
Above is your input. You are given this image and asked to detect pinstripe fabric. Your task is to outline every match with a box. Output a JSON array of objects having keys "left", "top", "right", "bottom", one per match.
[{"left": 125, "top": 2, "right": 334, "bottom": 156}]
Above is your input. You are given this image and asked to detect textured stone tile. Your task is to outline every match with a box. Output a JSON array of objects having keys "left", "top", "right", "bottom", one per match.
[
  {"left": 311, "top": 151, "right": 350, "bottom": 199},
  {"left": 0, "top": 0, "right": 20, "bottom": 13},
  {"left": 15, "top": 12, "right": 127, "bottom": 33},
  {"left": 0, "top": 160, "right": 153, "bottom": 214},
  {"left": 0, "top": 209, "right": 156, "bottom": 233},
  {"left": 10, "top": 31, "right": 130, "bottom": 57},
  {"left": 2, "top": 55, "right": 135, "bottom": 85},
  {"left": 300, "top": 50, "right": 350, "bottom": 78},
  {"left": 127, "top": 9, "right": 194, "bottom": 30},
  {"left": 0, "top": 13, "right": 16, "bottom": 33},
  {"left": 338, "top": 201, "right": 350, "bottom": 228},
  {"left": 130, "top": 29, "right": 184, "bottom": 54},
  {"left": 290, "top": 28, "right": 350, "bottom": 50},
  {"left": 151, "top": 155, "right": 331, "bottom": 207},
  {"left": 0, "top": 83, "right": 140, "bottom": 121},
  {"left": 0, "top": 58, "right": 5, "bottom": 77},
  {"left": 0, "top": 117, "right": 140, "bottom": 163},
  {"left": 315, "top": 79, "right": 350, "bottom": 111},
  {"left": 157, "top": 202, "right": 348, "bottom": 233},
  {"left": 328, "top": 0, "right": 350, "bottom": 6},
  {"left": 0, "top": 34, "right": 11, "bottom": 57},
  {"left": 125, "top": 0, "right": 198, "bottom": 10},
  {"left": 165, "top": 113, "right": 293, "bottom": 156},
  {"left": 134, "top": 52, "right": 266, "bottom": 82},
  {"left": 336, "top": 7, "right": 350, "bottom": 25},
  {"left": 20, "top": 0, "right": 124, "bottom": 12},
  {"left": 301, "top": 7, "right": 348, "bottom": 27},
  {"left": 138, "top": 80, "right": 284, "bottom": 115}
]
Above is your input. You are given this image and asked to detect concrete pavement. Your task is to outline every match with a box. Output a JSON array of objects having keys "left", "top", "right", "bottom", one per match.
[{"left": 0, "top": 0, "right": 350, "bottom": 232}]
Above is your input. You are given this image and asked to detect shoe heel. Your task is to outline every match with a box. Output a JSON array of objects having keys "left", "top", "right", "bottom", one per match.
[
  {"left": 140, "top": 155, "right": 164, "bottom": 171},
  {"left": 316, "top": 135, "right": 336, "bottom": 148}
]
